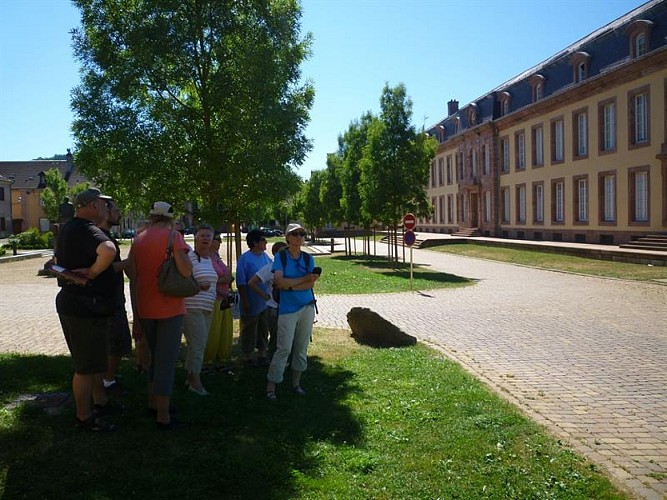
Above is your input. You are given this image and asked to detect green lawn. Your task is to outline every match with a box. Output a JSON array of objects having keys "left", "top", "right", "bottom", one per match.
[
  {"left": 430, "top": 242, "right": 667, "bottom": 281},
  {"left": 0, "top": 329, "right": 626, "bottom": 499},
  {"left": 313, "top": 254, "right": 473, "bottom": 294}
]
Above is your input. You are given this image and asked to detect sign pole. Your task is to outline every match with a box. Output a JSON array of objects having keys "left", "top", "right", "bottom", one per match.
[
  {"left": 410, "top": 246, "right": 414, "bottom": 290},
  {"left": 403, "top": 213, "right": 417, "bottom": 291}
]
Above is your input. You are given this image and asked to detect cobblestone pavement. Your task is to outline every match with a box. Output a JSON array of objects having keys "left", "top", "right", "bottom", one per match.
[{"left": 1, "top": 246, "right": 666, "bottom": 499}]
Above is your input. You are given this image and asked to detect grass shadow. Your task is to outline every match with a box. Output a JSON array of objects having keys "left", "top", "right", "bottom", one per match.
[
  {"left": 0, "top": 351, "right": 363, "bottom": 499},
  {"left": 329, "top": 254, "right": 473, "bottom": 285}
]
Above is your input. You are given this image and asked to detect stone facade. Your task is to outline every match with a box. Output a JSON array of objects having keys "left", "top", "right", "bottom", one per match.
[{"left": 423, "top": 0, "right": 667, "bottom": 245}]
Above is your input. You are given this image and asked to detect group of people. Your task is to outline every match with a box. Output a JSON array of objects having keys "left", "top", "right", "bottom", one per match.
[
  {"left": 235, "top": 224, "right": 320, "bottom": 400},
  {"left": 55, "top": 191, "right": 319, "bottom": 432}
]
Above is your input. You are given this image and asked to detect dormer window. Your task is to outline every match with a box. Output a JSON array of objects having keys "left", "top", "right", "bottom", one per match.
[
  {"left": 453, "top": 117, "right": 460, "bottom": 134},
  {"left": 529, "top": 74, "right": 546, "bottom": 103},
  {"left": 635, "top": 33, "right": 647, "bottom": 56},
  {"left": 570, "top": 52, "right": 590, "bottom": 83},
  {"left": 627, "top": 19, "right": 653, "bottom": 58},
  {"left": 498, "top": 91, "right": 511, "bottom": 117},
  {"left": 467, "top": 104, "right": 478, "bottom": 126}
]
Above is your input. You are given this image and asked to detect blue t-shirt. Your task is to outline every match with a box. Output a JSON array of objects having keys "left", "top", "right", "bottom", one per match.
[
  {"left": 272, "top": 250, "right": 315, "bottom": 315},
  {"left": 236, "top": 249, "right": 271, "bottom": 316}
]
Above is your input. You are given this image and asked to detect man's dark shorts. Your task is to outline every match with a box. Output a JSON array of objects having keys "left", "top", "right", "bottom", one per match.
[
  {"left": 58, "top": 314, "right": 110, "bottom": 374},
  {"left": 108, "top": 308, "right": 132, "bottom": 357}
]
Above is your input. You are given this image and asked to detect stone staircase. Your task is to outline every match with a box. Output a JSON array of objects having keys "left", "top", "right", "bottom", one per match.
[
  {"left": 451, "top": 227, "right": 481, "bottom": 237},
  {"left": 380, "top": 234, "right": 426, "bottom": 248},
  {"left": 619, "top": 233, "right": 667, "bottom": 252}
]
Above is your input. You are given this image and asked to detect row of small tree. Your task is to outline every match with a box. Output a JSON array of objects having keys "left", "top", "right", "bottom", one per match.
[{"left": 296, "top": 83, "right": 437, "bottom": 261}]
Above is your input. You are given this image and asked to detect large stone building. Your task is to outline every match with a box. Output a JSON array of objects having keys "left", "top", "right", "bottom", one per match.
[
  {"left": 423, "top": 0, "right": 667, "bottom": 245},
  {"left": 0, "top": 151, "right": 88, "bottom": 235}
]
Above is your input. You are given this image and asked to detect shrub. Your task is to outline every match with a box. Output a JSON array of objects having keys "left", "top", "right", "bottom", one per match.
[{"left": 7, "top": 228, "right": 53, "bottom": 250}]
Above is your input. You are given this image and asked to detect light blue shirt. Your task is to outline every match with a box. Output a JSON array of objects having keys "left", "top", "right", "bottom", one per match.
[
  {"left": 272, "top": 250, "right": 315, "bottom": 315},
  {"left": 236, "top": 250, "right": 271, "bottom": 316}
]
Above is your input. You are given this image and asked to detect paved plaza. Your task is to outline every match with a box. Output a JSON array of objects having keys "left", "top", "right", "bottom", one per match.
[{"left": 1, "top": 245, "right": 666, "bottom": 499}]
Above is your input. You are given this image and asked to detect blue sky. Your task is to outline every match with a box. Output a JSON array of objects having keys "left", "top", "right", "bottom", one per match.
[{"left": 0, "top": 0, "right": 644, "bottom": 179}]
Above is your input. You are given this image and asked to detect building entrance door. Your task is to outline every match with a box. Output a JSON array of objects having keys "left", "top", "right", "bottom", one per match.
[{"left": 470, "top": 193, "right": 479, "bottom": 227}]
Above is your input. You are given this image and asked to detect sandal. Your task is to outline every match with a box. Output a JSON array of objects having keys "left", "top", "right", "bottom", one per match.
[
  {"left": 292, "top": 386, "right": 306, "bottom": 396},
  {"left": 266, "top": 391, "right": 277, "bottom": 401}
]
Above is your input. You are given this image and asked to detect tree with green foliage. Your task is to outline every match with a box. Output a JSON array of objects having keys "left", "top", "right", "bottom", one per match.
[
  {"left": 33, "top": 154, "right": 68, "bottom": 160},
  {"left": 339, "top": 113, "right": 373, "bottom": 226},
  {"left": 319, "top": 153, "right": 344, "bottom": 228},
  {"left": 359, "top": 83, "right": 437, "bottom": 262},
  {"left": 40, "top": 169, "right": 69, "bottom": 222},
  {"left": 338, "top": 112, "right": 375, "bottom": 254},
  {"left": 71, "top": 0, "right": 314, "bottom": 234},
  {"left": 297, "top": 169, "right": 327, "bottom": 240}
]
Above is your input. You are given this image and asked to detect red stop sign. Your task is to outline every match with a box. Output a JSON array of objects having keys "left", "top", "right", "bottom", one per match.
[{"left": 403, "top": 213, "right": 416, "bottom": 230}]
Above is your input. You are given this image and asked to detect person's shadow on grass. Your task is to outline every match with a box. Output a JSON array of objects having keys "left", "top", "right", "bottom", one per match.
[{"left": 0, "top": 352, "right": 363, "bottom": 499}]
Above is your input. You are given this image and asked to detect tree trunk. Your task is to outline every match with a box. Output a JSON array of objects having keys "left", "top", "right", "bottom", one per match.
[{"left": 234, "top": 222, "right": 243, "bottom": 260}]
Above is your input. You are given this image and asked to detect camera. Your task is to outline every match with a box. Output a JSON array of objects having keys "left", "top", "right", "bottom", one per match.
[{"left": 312, "top": 267, "right": 322, "bottom": 276}]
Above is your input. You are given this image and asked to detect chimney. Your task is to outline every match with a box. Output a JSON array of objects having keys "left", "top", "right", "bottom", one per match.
[{"left": 447, "top": 99, "right": 459, "bottom": 116}]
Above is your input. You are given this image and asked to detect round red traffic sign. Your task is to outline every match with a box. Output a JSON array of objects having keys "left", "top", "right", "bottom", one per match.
[
  {"left": 404, "top": 230, "right": 416, "bottom": 246},
  {"left": 403, "top": 213, "right": 416, "bottom": 230}
]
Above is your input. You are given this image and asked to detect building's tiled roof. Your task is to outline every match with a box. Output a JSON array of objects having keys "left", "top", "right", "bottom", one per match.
[
  {"left": 0, "top": 161, "right": 88, "bottom": 189},
  {"left": 428, "top": 0, "right": 666, "bottom": 138},
  {"left": 488, "top": 0, "right": 662, "bottom": 95}
]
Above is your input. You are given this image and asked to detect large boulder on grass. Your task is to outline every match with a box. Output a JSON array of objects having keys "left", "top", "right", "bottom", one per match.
[{"left": 347, "top": 307, "right": 417, "bottom": 347}]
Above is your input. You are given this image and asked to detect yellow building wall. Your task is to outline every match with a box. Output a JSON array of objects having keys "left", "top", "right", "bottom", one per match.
[
  {"left": 11, "top": 188, "right": 47, "bottom": 233},
  {"left": 499, "top": 69, "right": 666, "bottom": 237}
]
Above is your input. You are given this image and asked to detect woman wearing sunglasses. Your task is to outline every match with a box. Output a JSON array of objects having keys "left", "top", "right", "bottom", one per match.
[{"left": 266, "top": 223, "right": 319, "bottom": 400}]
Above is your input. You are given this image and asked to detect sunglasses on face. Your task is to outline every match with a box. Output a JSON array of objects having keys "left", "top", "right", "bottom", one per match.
[{"left": 290, "top": 231, "right": 306, "bottom": 237}]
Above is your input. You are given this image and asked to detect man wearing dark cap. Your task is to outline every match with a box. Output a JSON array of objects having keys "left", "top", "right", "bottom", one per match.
[
  {"left": 55, "top": 187, "right": 120, "bottom": 432},
  {"left": 235, "top": 229, "right": 271, "bottom": 366},
  {"left": 98, "top": 199, "right": 132, "bottom": 396}
]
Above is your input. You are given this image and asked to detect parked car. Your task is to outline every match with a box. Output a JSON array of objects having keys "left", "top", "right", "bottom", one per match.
[
  {"left": 122, "top": 228, "right": 136, "bottom": 238},
  {"left": 259, "top": 227, "right": 279, "bottom": 237}
]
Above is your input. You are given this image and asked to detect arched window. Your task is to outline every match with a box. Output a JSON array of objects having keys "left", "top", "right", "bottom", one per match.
[
  {"left": 453, "top": 116, "right": 461, "bottom": 134},
  {"left": 529, "top": 74, "right": 546, "bottom": 102},
  {"left": 497, "top": 91, "right": 511, "bottom": 117},
  {"left": 570, "top": 52, "right": 590, "bottom": 84},
  {"left": 627, "top": 20, "right": 653, "bottom": 58},
  {"left": 467, "top": 103, "right": 478, "bottom": 126}
]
